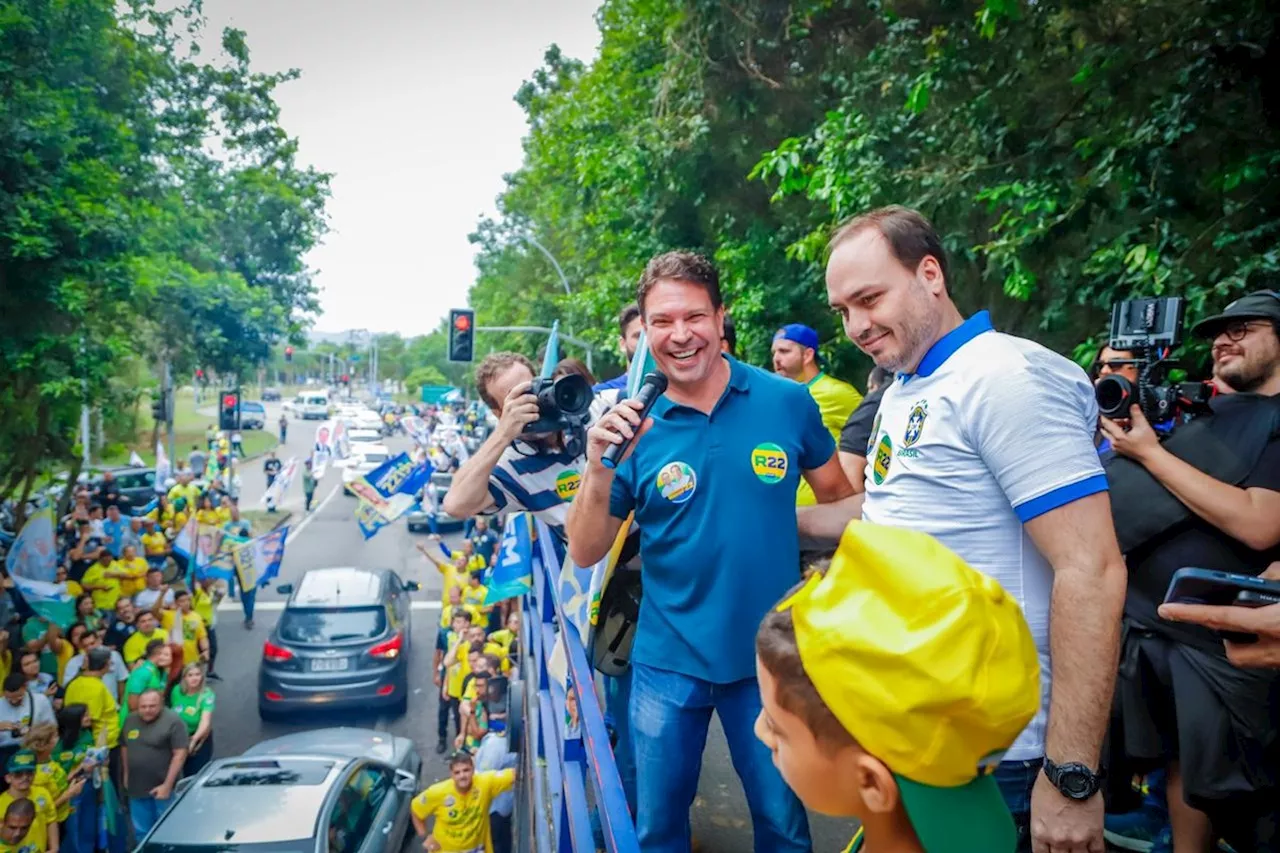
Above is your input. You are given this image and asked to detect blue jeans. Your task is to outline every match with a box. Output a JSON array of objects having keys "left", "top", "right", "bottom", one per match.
[
  {"left": 603, "top": 669, "right": 636, "bottom": 816},
  {"left": 129, "top": 795, "right": 169, "bottom": 841},
  {"left": 629, "top": 662, "right": 811, "bottom": 853},
  {"left": 62, "top": 781, "right": 98, "bottom": 853},
  {"left": 993, "top": 758, "right": 1042, "bottom": 853}
]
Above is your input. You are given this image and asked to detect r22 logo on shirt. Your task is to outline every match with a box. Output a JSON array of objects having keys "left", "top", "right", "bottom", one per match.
[
  {"left": 555, "top": 469, "right": 581, "bottom": 502},
  {"left": 750, "top": 443, "right": 788, "bottom": 484}
]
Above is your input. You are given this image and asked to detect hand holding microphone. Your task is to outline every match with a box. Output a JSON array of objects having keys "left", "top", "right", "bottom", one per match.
[{"left": 588, "top": 373, "right": 668, "bottom": 470}]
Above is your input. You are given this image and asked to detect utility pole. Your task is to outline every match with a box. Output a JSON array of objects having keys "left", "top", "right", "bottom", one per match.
[{"left": 164, "top": 360, "right": 175, "bottom": 468}]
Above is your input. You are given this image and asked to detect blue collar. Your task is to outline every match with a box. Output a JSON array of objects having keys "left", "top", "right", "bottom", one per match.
[
  {"left": 653, "top": 355, "right": 749, "bottom": 417},
  {"left": 900, "top": 310, "right": 995, "bottom": 381}
]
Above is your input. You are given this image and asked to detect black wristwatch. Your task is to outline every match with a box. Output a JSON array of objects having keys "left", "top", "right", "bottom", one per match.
[{"left": 1042, "top": 758, "right": 1103, "bottom": 800}]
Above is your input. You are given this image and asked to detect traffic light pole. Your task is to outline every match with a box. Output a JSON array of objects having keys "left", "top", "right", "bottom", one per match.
[{"left": 164, "top": 360, "right": 175, "bottom": 470}]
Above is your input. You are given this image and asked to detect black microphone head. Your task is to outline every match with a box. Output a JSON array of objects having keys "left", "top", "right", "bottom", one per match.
[{"left": 642, "top": 372, "right": 668, "bottom": 394}]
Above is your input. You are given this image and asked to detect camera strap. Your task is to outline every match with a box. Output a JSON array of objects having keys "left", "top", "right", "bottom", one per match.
[{"left": 1106, "top": 393, "right": 1280, "bottom": 553}]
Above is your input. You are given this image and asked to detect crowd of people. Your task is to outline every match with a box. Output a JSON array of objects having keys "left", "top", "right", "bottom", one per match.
[
  {"left": 0, "top": 430, "right": 242, "bottom": 852},
  {"left": 422, "top": 204, "right": 1279, "bottom": 853}
]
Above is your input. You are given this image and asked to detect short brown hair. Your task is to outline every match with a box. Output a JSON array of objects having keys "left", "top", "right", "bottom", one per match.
[
  {"left": 636, "top": 251, "right": 722, "bottom": 315},
  {"left": 552, "top": 357, "right": 595, "bottom": 386},
  {"left": 474, "top": 352, "right": 535, "bottom": 411},
  {"left": 756, "top": 581, "right": 857, "bottom": 748},
  {"left": 828, "top": 205, "right": 950, "bottom": 292},
  {"left": 618, "top": 302, "right": 641, "bottom": 335}
]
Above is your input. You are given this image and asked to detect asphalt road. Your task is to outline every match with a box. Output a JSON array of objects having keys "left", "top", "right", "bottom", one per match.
[{"left": 208, "top": 399, "right": 854, "bottom": 852}]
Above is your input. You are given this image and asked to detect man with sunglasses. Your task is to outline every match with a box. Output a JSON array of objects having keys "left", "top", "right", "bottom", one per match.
[{"left": 1102, "top": 288, "right": 1280, "bottom": 853}]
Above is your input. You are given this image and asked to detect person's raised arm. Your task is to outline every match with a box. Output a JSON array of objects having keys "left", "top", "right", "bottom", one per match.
[
  {"left": 565, "top": 399, "right": 646, "bottom": 567},
  {"left": 442, "top": 382, "right": 540, "bottom": 519}
]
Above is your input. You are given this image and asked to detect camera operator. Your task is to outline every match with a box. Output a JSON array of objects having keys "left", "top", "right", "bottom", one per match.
[
  {"left": 1101, "top": 289, "right": 1280, "bottom": 853},
  {"left": 442, "top": 353, "right": 606, "bottom": 541},
  {"left": 567, "top": 250, "right": 853, "bottom": 852}
]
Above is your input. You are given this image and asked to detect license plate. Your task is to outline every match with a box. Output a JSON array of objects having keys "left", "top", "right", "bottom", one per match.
[{"left": 311, "top": 658, "right": 349, "bottom": 672}]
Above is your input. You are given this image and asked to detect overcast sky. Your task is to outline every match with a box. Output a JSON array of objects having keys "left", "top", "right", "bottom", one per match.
[{"left": 200, "top": 0, "right": 603, "bottom": 338}]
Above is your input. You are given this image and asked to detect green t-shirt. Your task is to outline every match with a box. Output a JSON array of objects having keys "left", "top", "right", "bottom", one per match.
[
  {"left": 55, "top": 731, "right": 95, "bottom": 775},
  {"left": 20, "top": 619, "right": 58, "bottom": 676},
  {"left": 170, "top": 685, "right": 215, "bottom": 735},
  {"left": 119, "top": 660, "right": 167, "bottom": 727}
]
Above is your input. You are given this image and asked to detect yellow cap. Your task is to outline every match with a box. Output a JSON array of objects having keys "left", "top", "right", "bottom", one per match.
[{"left": 777, "top": 521, "right": 1041, "bottom": 853}]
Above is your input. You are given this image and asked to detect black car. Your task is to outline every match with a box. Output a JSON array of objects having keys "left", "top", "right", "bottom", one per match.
[
  {"left": 259, "top": 568, "right": 420, "bottom": 720},
  {"left": 405, "top": 473, "right": 464, "bottom": 534},
  {"left": 262, "top": 387, "right": 283, "bottom": 401},
  {"left": 136, "top": 728, "right": 422, "bottom": 853},
  {"left": 52, "top": 466, "right": 160, "bottom": 515}
]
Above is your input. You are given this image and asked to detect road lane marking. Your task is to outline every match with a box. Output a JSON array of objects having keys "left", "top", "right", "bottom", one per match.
[
  {"left": 284, "top": 483, "right": 343, "bottom": 544},
  {"left": 218, "top": 600, "right": 444, "bottom": 612}
]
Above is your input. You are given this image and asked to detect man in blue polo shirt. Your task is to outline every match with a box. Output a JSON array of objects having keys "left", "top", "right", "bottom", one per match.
[
  {"left": 568, "top": 251, "right": 853, "bottom": 853},
  {"left": 807, "top": 205, "right": 1127, "bottom": 853}
]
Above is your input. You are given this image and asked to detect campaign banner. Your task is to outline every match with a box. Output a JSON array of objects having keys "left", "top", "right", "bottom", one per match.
[
  {"left": 329, "top": 420, "right": 350, "bottom": 461},
  {"left": 485, "top": 512, "right": 534, "bottom": 605},
  {"left": 401, "top": 415, "right": 431, "bottom": 447},
  {"left": 351, "top": 454, "right": 432, "bottom": 539},
  {"left": 312, "top": 424, "right": 333, "bottom": 477},
  {"left": 128, "top": 450, "right": 145, "bottom": 468},
  {"left": 232, "top": 526, "right": 289, "bottom": 590},
  {"left": 6, "top": 506, "right": 58, "bottom": 583},
  {"left": 261, "top": 456, "right": 298, "bottom": 508},
  {"left": 11, "top": 576, "right": 76, "bottom": 628},
  {"left": 172, "top": 513, "right": 197, "bottom": 560}
]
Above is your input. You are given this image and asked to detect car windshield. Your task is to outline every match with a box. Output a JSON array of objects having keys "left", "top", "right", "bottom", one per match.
[
  {"left": 361, "top": 452, "right": 388, "bottom": 464},
  {"left": 278, "top": 607, "right": 386, "bottom": 644},
  {"left": 144, "top": 760, "right": 333, "bottom": 846},
  {"left": 242, "top": 402, "right": 264, "bottom": 412}
]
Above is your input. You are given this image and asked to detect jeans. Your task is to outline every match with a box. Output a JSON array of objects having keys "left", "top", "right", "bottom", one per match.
[
  {"left": 603, "top": 669, "right": 637, "bottom": 817},
  {"left": 241, "top": 587, "right": 256, "bottom": 621},
  {"left": 129, "top": 795, "right": 170, "bottom": 841},
  {"left": 993, "top": 758, "right": 1042, "bottom": 853},
  {"left": 437, "top": 696, "right": 460, "bottom": 742},
  {"left": 184, "top": 733, "right": 214, "bottom": 778},
  {"left": 304, "top": 490, "right": 315, "bottom": 512},
  {"left": 629, "top": 662, "right": 811, "bottom": 853}
]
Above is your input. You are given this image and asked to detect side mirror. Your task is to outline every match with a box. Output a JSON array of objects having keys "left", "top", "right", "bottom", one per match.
[
  {"left": 174, "top": 776, "right": 195, "bottom": 796},
  {"left": 403, "top": 581, "right": 421, "bottom": 592},
  {"left": 394, "top": 769, "right": 417, "bottom": 794},
  {"left": 275, "top": 583, "right": 294, "bottom": 595}
]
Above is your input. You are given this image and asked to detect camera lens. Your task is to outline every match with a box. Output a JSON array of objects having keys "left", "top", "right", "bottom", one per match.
[
  {"left": 552, "top": 374, "right": 592, "bottom": 417},
  {"left": 1095, "top": 375, "right": 1133, "bottom": 419}
]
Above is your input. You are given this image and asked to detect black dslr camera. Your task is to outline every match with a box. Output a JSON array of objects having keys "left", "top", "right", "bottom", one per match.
[
  {"left": 1095, "top": 297, "right": 1214, "bottom": 423},
  {"left": 522, "top": 373, "right": 594, "bottom": 455}
]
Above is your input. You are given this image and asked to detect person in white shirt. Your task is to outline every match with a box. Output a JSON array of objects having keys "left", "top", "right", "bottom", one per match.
[
  {"left": 0, "top": 674, "right": 55, "bottom": 767},
  {"left": 803, "top": 205, "right": 1126, "bottom": 853},
  {"left": 133, "top": 567, "right": 175, "bottom": 612},
  {"left": 61, "top": 627, "right": 129, "bottom": 703}
]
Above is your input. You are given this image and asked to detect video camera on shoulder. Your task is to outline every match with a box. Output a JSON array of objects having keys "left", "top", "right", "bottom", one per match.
[
  {"left": 1096, "top": 296, "right": 1215, "bottom": 424},
  {"left": 522, "top": 374, "right": 594, "bottom": 456}
]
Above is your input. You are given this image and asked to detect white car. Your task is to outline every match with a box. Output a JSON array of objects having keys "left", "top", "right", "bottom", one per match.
[
  {"left": 342, "top": 443, "right": 391, "bottom": 494},
  {"left": 347, "top": 428, "right": 382, "bottom": 445}
]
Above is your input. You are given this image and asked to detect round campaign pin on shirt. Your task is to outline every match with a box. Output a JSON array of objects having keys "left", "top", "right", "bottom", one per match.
[
  {"left": 751, "top": 443, "right": 789, "bottom": 484},
  {"left": 656, "top": 461, "right": 697, "bottom": 504},
  {"left": 555, "top": 469, "right": 581, "bottom": 502}
]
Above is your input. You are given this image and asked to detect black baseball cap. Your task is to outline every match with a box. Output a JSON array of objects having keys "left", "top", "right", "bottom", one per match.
[{"left": 1192, "top": 290, "right": 1280, "bottom": 338}]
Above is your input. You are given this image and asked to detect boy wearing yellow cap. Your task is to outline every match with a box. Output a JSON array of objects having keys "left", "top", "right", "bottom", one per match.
[{"left": 754, "top": 521, "right": 1041, "bottom": 853}]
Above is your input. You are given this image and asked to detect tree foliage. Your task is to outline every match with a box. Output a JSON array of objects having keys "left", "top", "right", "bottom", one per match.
[
  {"left": 469, "top": 0, "right": 1278, "bottom": 380},
  {"left": 0, "top": 0, "right": 330, "bottom": 508}
]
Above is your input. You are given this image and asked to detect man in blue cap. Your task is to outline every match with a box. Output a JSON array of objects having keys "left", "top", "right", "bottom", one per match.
[{"left": 772, "top": 324, "right": 863, "bottom": 504}]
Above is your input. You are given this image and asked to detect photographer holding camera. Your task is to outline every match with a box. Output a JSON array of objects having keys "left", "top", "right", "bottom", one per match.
[
  {"left": 1102, "top": 289, "right": 1280, "bottom": 853},
  {"left": 442, "top": 352, "right": 604, "bottom": 540}
]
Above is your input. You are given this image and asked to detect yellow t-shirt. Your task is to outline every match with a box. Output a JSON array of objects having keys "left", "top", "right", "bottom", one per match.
[
  {"left": 410, "top": 770, "right": 516, "bottom": 853},
  {"left": 35, "top": 759, "right": 71, "bottom": 821},
  {"left": 487, "top": 629, "right": 514, "bottom": 652},
  {"left": 168, "top": 510, "right": 189, "bottom": 534},
  {"left": 445, "top": 641, "right": 474, "bottom": 700},
  {"left": 196, "top": 509, "right": 220, "bottom": 526},
  {"left": 192, "top": 587, "right": 216, "bottom": 630},
  {"left": 462, "top": 584, "right": 488, "bottom": 610},
  {"left": 161, "top": 610, "right": 207, "bottom": 665},
  {"left": 0, "top": 787, "right": 57, "bottom": 853},
  {"left": 112, "top": 556, "right": 148, "bottom": 597},
  {"left": 55, "top": 638, "right": 77, "bottom": 685},
  {"left": 81, "top": 563, "right": 121, "bottom": 611},
  {"left": 123, "top": 628, "right": 169, "bottom": 665},
  {"left": 62, "top": 676, "right": 120, "bottom": 748},
  {"left": 796, "top": 372, "right": 863, "bottom": 506},
  {"left": 438, "top": 603, "right": 483, "bottom": 631},
  {"left": 434, "top": 562, "right": 466, "bottom": 604},
  {"left": 141, "top": 531, "right": 168, "bottom": 557},
  {"left": 482, "top": 642, "right": 512, "bottom": 675},
  {"left": 65, "top": 580, "right": 84, "bottom": 598},
  {"left": 215, "top": 506, "right": 232, "bottom": 525}
]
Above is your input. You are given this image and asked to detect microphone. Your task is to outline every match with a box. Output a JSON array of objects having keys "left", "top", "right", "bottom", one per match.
[{"left": 601, "top": 372, "right": 668, "bottom": 469}]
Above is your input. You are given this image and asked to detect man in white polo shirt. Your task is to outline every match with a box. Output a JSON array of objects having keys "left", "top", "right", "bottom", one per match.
[{"left": 803, "top": 205, "right": 1127, "bottom": 853}]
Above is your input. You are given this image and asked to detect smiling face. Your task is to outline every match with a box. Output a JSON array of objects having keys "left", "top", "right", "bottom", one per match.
[
  {"left": 826, "top": 228, "right": 949, "bottom": 373},
  {"left": 642, "top": 279, "right": 724, "bottom": 390},
  {"left": 1212, "top": 320, "right": 1280, "bottom": 393}
]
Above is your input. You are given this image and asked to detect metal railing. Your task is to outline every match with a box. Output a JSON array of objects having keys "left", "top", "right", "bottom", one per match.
[{"left": 511, "top": 515, "right": 639, "bottom": 853}]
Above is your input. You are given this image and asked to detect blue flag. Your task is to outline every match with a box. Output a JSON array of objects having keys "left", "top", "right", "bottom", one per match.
[
  {"left": 350, "top": 454, "right": 433, "bottom": 539},
  {"left": 485, "top": 513, "right": 534, "bottom": 604},
  {"left": 625, "top": 330, "right": 658, "bottom": 398},
  {"left": 541, "top": 320, "right": 561, "bottom": 378},
  {"left": 231, "top": 526, "right": 289, "bottom": 590},
  {"left": 5, "top": 506, "right": 58, "bottom": 583}
]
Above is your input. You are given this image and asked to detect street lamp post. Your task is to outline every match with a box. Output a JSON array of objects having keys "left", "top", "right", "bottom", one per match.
[{"left": 520, "top": 235, "right": 572, "bottom": 296}]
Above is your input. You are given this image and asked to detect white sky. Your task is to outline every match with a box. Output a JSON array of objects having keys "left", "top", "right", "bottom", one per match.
[{"left": 200, "top": 0, "right": 603, "bottom": 338}]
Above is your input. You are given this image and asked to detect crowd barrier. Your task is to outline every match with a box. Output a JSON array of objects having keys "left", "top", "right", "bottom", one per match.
[{"left": 510, "top": 516, "right": 639, "bottom": 853}]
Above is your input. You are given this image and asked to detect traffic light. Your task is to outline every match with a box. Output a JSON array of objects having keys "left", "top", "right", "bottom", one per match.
[
  {"left": 151, "top": 393, "right": 167, "bottom": 424},
  {"left": 284, "top": 346, "right": 294, "bottom": 363},
  {"left": 341, "top": 373, "right": 349, "bottom": 385},
  {"left": 219, "top": 390, "right": 240, "bottom": 431},
  {"left": 194, "top": 368, "right": 204, "bottom": 382},
  {"left": 448, "top": 308, "right": 475, "bottom": 363}
]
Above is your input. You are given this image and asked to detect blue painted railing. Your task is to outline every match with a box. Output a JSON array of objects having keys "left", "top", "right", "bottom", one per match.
[{"left": 511, "top": 516, "right": 639, "bottom": 853}]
